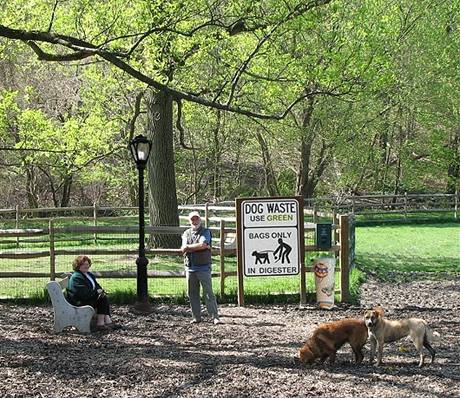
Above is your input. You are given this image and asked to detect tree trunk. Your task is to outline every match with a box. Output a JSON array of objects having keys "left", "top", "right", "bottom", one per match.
[
  {"left": 297, "top": 138, "right": 329, "bottom": 198},
  {"left": 146, "top": 89, "right": 181, "bottom": 248},
  {"left": 295, "top": 95, "right": 316, "bottom": 198},
  {"left": 392, "top": 121, "right": 403, "bottom": 200},
  {"left": 60, "top": 174, "right": 73, "bottom": 207},
  {"left": 256, "top": 131, "right": 279, "bottom": 196},
  {"left": 212, "top": 111, "right": 222, "bottom": 201},
  {"left": 447, "top": 128, "right": 459, "bottom": 194},
  {"left": 25, "top": 165, "right": 39, "bottom": 208},
  {"left": 295, "top": 95, "right": 332, "bottom": 199},
  {"left": 296, "top": 135, "right": 312, "bottom": 197}
]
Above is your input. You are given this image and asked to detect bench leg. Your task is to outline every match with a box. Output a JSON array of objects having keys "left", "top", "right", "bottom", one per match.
[{"left": 53, "top": 306, "right": 95, "bottom": 334}]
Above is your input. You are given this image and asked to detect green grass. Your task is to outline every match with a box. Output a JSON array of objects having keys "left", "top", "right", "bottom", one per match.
[
  {"left": 1, "top": 221, "right": 458, "bottom": 304},
  {"left": 355, "top": 223, "right": 460, "bottom": 281}
]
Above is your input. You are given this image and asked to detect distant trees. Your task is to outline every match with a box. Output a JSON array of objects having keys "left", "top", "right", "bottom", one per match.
[
  {"left": 0, "top": 62, "right": 131, "bottom": 208},
  {"left": 0, "top": 0, "right": 457, "bottom": 221}
]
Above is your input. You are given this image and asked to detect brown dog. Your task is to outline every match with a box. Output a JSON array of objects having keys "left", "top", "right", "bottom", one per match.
[
  {"left": 363, "top": 307, "right": 439, "bottom": 367},
  {"left": 299, "top": 318, "right": 368, "bottom": 365}
]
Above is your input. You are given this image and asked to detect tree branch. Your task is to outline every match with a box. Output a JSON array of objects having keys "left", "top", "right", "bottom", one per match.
[
  {"left": 0, "top": 146, "right": 68, "bottom": 153},
  {"left": 47, "top": 0, "right": 59, "bottom": 32},
  {"left": 27, "top": 40, "right": 93, "bottom": 61},
  {"left": 0, "top": 25, "right": 128, "bottom": 58},
  {"left": 223, "top": 0, "right": 333, "bottom": 105},
  {"left": 127, "top": 91, "right": 145, "bottom": 142},
  {"left": 175, "top": 99, "right": 193, "bottom": 149},
  {"left": 0, "top": 19, "right": 338, "bottom": 121}
]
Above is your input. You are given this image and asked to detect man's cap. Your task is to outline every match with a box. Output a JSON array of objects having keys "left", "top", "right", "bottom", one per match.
[{"left": 188, "top": 211, "right": 201, "bottom": 220}]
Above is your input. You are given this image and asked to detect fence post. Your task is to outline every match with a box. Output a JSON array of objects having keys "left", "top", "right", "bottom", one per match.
[
  {"left": 15, "top": 204, "right": 20, "bottom": 247},
  {"left": 93, "top": 202, "right": 98, "bottom": 245},
  {"left": 300, "top": 234, "right": 306, "bottom": 305},
  {"left": 404, "top": 192, "right": 408, "bottom": 220},
  {"left": 237, "top": 259, "right": 244, "bottom": 306},
  {"left": 333, "top": 211, "right": 339, "bottom": 266},
  {"left": 348, "top": 214, "right": 356, "bottom": 270},
  {"left": 455, "top": 189, "right": 458, "bottom": 220},
  {"left": 205, "top": 202, "right": 209, "bottom": 228},
  {"left": 219, "top": 219, "right": 226, "bottom": 299},
  {"left": 236, "top": 201, "right": 244, "bottom": 307},
  {"left": 299, "top": 196, "right": 306, "bottom": 305},
  {"left": 49, "top": 219, "right": 56, "bottom": 281},
  {"left": 339, "top": 214, "right": 351, "bottom": 303}
]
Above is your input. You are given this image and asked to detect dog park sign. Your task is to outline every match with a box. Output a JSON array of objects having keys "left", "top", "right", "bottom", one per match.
[{"left": 236, "top": 197, "right": 304, "bottom": 277}]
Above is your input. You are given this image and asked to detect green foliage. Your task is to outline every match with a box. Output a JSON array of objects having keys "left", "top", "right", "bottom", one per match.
[
  {"left": 349, "top": 267, "right": 366, "bottom": 303},
  {"left": 0, "top": 0, "right": 458, "bottom": 204}
]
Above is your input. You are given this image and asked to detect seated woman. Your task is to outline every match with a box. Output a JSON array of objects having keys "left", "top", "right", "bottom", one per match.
[{"left": 66, "top": 255, "right": 120, "bottom": 331}]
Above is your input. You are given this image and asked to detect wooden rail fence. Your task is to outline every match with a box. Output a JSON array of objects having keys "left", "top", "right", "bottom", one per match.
[
  {"left": 0, "top": 192, "right": 456, "bottom": 234},
  {"left": 0, "top": 215, "right": 355, "bottom": 303},
  {"left": 304, "top": 192, "right": 458, "bottom": 221}
]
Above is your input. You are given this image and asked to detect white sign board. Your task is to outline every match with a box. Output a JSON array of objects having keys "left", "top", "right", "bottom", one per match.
[{"left": 240, "top": 198, "right": 301, "bottom": 277}]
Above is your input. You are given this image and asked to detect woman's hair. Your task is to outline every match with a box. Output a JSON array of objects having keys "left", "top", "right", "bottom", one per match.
[{"left": 72, "top": 255, "right": 91, "bottom": 271}]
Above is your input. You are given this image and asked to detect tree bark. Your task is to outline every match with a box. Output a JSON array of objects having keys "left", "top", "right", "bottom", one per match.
[
  {"left": 295, "top": 95, "right": 324, "bottom": 198},
  {"left": 146, "top": 89, "right": 181, "bottom": 248},
  {"left": 25, "top": 165, "right": 39, "bottom": 208},
  {"left": 212, "top": 111, "right": 222, "bottom": 201},
  {"left": 60, "top": 174, "right": 73, "bottom": 207},
  {"left": 447, "top": 128, "right": 459, "bottom": 194},
  {"left": 294, "top": 94, "right": 332, "bottom": 199},
  {"left": 256, "top": 131, "right": 279, "bottom": 196}
]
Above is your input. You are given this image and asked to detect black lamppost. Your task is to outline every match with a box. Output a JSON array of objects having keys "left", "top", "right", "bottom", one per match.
[{"left": 129, "top": 134, "right": 153, "bottom": 312}]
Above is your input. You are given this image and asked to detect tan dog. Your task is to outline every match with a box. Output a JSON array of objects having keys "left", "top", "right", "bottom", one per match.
[
  {"left": 363, "top": 307, "right": 439, "bottom": 367},
  {"left": 299, "top": 318, "right": 368, "bottom": 365}
]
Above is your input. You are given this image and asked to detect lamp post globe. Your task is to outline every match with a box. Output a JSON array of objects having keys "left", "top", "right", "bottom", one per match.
[
  {"left": 129, "top": 134, "right": 152, "bottom": 168},
  {"left": 129, "top": 134, "right": 153, "bottom": 313}
]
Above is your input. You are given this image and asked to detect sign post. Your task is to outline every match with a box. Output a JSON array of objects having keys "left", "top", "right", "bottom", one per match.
[{"left": 236, "top": 197, "right": 304, "bottom": 305}]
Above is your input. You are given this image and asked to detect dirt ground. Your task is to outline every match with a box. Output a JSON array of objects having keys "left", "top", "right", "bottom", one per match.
[{"left": 1, "top": 276, "right": 459, "bottom": 398}]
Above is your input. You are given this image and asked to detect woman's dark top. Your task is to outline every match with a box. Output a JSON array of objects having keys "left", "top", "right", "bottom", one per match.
[{"left": 66, "top": 270, "right": 102, "bottom": 307}]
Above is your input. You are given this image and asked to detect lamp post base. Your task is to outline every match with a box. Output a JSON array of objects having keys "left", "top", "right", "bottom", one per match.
[{"left": 134, "top": 255, "right": 150, "bottom": 314}]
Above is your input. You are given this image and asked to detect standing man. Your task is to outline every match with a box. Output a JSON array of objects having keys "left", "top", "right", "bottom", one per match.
[{"left": 181, "top": 211, "right": 220, "bottom": 324}]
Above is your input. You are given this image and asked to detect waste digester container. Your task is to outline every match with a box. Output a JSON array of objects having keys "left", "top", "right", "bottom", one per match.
[{"left": 313, "top": 257, "right": 336, "bottom": 309}]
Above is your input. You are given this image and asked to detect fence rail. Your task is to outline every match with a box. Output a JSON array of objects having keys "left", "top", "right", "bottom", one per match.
[
  {"left": 0, "top": 215, "right": 354, "bottom": 303},
  {"left": 0, "top": 193, "right": 456, "bottom": 230},
  {"left": 304, "top": 192, "right": 458, "bottom": 222}
]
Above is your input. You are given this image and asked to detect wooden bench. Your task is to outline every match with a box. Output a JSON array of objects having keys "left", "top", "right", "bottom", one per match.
[{"left": 46, "top": 275, "right": 95, "bottom": 334}]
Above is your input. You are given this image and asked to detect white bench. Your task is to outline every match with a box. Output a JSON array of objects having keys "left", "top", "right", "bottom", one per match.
[
  {"left": 214, "top": 232, "right": 237, "bottom": 250},
  {"left": 47, "top": 276, "right": 95, "bottom": 334}
]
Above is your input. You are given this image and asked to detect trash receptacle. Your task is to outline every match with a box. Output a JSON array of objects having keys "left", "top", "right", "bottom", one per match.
[{"left": 313, "top": 257, "right": 336, "bottom": 309}]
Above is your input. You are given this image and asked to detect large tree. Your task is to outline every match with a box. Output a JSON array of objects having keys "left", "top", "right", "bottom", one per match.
[{"left": 0, "top": 0, "right": 336, "bottom": 246}]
